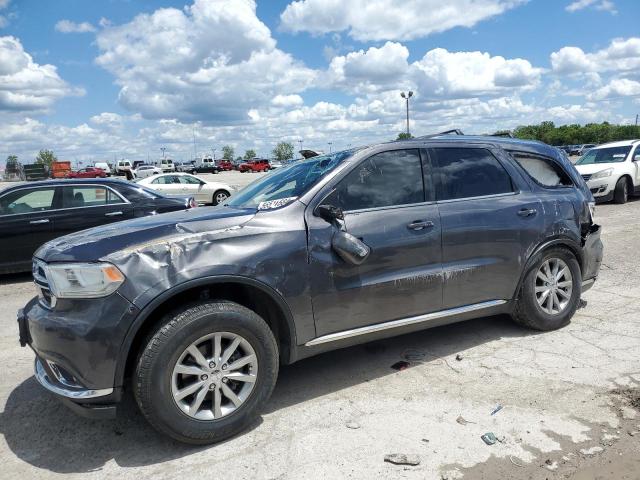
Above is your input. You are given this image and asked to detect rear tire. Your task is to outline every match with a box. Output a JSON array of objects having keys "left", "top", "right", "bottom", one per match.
[
  {"left": 212, "top": 190, "right": 230, "bottom": 206},
  {"left": 134, "top": 301, "right": 279, "bottom": 444},
  {"left": 512, "top": 247, "right": 581, "bottom": 331},
  {"left": 613, "top": 177, "right": 628, "bottom": 204}
]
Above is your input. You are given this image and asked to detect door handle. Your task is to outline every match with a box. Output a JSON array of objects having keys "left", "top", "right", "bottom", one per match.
[
  {"left": 29, "top": 219, "right": 50, "bottom": 225},
  {"left": 517, "top": 208, "right": 537, "bottom": 217},
  {"left": 105, "top": 211, "right": 123, "bottom": 217},
  {"left": 407, "top": 220, "right": 434, "bottom": 231}
]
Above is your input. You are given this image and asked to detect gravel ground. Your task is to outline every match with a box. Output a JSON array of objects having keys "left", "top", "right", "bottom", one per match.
[{"left": 0, "top": 192, "right": 639, "bottom": 479}]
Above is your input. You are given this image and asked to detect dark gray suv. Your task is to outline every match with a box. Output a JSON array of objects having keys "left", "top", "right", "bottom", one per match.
[{"left": 18, "top": 135, "right": 603, "bottom": 444}]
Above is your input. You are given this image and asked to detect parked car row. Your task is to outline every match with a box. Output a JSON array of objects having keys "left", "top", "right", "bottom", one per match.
[
  {"left": 559, "top": 144, "right": 597, "bottom": 156},
  {"left": 136, "top": 172, "right": 233, "bottom": 205}
]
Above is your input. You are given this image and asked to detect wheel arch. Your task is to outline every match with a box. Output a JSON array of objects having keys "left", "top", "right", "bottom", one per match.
[
  {"left": 115, "top": 275, "right": 297, "bottom": 389},
  {"left": 513, "top": 237, "right": 583, "bottom": 300}
]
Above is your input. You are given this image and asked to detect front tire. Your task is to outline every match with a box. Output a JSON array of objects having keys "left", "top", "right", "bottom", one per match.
[
  {"left": 613, "top": 177, "right": 628, "bottom": 204},
  {"left": 512, "top": 248, "right": 581, "bottom": 331},
  {"left": 134, "top": 301, "right": 279, "bottom": 444}
]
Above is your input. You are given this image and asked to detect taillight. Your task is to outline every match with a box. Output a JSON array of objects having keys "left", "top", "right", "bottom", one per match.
[{"left": 189, "top": 198, "right": 197, "bottom": 208}]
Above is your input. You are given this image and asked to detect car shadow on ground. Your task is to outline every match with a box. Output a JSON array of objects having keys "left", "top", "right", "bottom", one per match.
[
  {"left": 0, "top": 272, "right": 32, "bottom": 285},
  {"left": 0, "top": 314, "right": 540, "bottom": 473}
]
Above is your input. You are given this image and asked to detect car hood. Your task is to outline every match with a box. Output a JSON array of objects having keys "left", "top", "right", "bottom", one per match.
[
  {"left": 35, "top": 206, "right": 257, "bottom": 263},
  {"left": 574, "top": 162, "right": 621, "bottom": 174}
]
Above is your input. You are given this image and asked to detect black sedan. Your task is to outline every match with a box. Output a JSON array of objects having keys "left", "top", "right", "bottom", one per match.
[{"left": 0, "top": 179, "right": 196, "bottom": 274}]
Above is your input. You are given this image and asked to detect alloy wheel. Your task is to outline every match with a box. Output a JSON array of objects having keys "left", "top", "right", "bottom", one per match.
[
  {"left": 535, "top": 258, "right": 573, "bottom": 315},
  {"left": 171, "top": 332, "right": 258, "bottom": 421},
  {"left": 215, "top": 191, "right": 229, "bottom": 205}
]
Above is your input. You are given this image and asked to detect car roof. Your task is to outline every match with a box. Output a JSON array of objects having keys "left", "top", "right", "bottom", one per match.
[
  {"left": 591, "top": 139, "right": 640, "bottom": 149},
  {"left": 0, "top": 178, "right": 134, "bottom": 195},
  {"left": 385, "top": 134, "right": 560, "bottom": 158}
]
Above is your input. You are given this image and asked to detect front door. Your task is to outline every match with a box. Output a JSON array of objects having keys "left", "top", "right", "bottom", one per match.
[
  {"left": 307, "top": 148, "right": 443, "bottom": 337},
  {"left": 0, "top": 186, "right": 57, "bottom": 269},
  {"left": 429, "top": 146, "right": 543, "bottom": 308}
]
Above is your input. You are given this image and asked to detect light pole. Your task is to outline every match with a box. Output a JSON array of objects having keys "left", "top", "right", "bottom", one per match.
[
  {"left": 211, "top": 147, "right": 216, "bottom": 161},
  {"left": 298, "top": 139, "right": 303, "bottom": 152},
  {"left": 160, "top": 147, "right": 166, "bottom": 159},
  {"left": 327, "top": 141, "right": 333, "bottom": 153},
  {"left": 400, "top": 91, "right": 413, "bottom": 136}
]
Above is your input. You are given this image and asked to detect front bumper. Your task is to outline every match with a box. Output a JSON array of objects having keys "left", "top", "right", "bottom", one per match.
[
  {"left": 584, "top": 178, "right": 615, "bottom": 201},
  {"left": 18, "top": 291, "right": 139, "bottom": 418}
]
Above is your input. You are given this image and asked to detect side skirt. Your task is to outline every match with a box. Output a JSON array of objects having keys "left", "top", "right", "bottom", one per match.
[{"left": 305, "top": 300, "right": 507, "bottom": 347}]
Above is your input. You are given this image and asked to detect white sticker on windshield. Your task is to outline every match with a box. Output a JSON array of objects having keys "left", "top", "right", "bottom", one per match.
[
  {"left": 258, "top": 197, "right": 298, "bottom": 210},
  {"left": 612, "top": 154, "right": 626, "bottom": 158}
]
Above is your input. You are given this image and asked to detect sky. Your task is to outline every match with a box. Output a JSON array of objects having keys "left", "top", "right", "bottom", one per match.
[{"left": 0, "top": 0, "right": 639, "bottom": 166}]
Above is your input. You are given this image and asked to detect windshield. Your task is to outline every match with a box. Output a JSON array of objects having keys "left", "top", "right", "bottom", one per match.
[
  {"left": 226, "top": 149, "right": 357, "bottom": 208},
  {"left": 576, "top": 146, "right": 631, "bottom": 165}
]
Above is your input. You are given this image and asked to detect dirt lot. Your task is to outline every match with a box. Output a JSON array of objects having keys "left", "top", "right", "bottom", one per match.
[{"left": 0, "top": 189, "right": 639, "bottom": 479}]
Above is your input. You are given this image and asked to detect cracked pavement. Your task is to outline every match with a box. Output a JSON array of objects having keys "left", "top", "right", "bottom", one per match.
[{"left": 0, "top": 197, "right": 639, "bottom": 479}]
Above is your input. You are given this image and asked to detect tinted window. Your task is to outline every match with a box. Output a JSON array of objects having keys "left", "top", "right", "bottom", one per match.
[
  {"left": 0, "top": 188, "right": 56, "bottom": 215},
  {"left": 61, "top": 186, "right": 124, "bottom": 208},
  {"left": 431, "top": 148, "right": 513, "bottom": 200},
  {"left": 575, "top": 146, "right": 631, "bottom": 165},
  {"left": 179, "top": 176, "right": 202, "bottom": 185},
  {"left": 328, "top": 149, "right": 424, "bottom": 211}
]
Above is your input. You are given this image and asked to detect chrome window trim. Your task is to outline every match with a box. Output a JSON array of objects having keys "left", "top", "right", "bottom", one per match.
[
  {"left": 0, "top": 183, "right": 130, "bottom": 218},
  {"left": 343, "top": 200, "right": 437, "bottom": 215},
  {"left": 305, "top": 300, "right": 507, "bottom": 346},
  {"left": 435, "top": 191, "right": 519, "bottom": 204}
]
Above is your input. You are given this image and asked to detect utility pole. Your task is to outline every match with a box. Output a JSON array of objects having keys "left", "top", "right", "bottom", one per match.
[
  {"left": 211, "top": 147, "right": 216, "bottom": 161},
  {"left": 160, "top": 147, "right": 166, "bottom": 159},
  {"left": 636, "top": 114, "right": 638, "bottom": 126},
  {"left": 400, "top": 91, "right": 414, "bottom": 136},
  {"left": 328, "top": 141, "right": 333, "bottom": 153}
]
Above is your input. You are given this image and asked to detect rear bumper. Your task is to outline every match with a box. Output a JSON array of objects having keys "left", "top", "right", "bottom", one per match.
[{"left": 581, "top": 223, "right": 603, "bottom": 289}]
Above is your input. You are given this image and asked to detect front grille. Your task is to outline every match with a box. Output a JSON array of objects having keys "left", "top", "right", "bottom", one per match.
[
  {"left": 32, "top": 259, "right": 55, "bottom": 308},
  {"left": 581, "top": 174, "right": 592, "bottom": 182}
]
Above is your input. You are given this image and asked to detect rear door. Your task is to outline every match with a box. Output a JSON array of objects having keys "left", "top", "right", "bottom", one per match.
[
  {"left": 430, "top": 145, "right": 543, "bottom": 308},
  {"left": 308, "top": 148, "right": 443, "bottom": 336},
  {"left": 55, "top": 185, "right": 134, "bottom": 235},
  {"left": 0, "top": 186, "right": 57, "bottom": 268}
]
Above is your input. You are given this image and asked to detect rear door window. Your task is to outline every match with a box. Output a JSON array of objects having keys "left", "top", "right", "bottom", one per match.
[
  {"left": 511, "top": 153, "right": 573, "bottom": 188},
  {"left": 327, "top": 149, "right": 424, "bottom": 211},
  {"left": 0, "top": 188, "right": 56, "bottom": 215},
  {"left": 61, "top": 186, "right": 124, "bottom": 208},
  {"left": 430, "top": 148, "right": 514, "bottom": 201}
]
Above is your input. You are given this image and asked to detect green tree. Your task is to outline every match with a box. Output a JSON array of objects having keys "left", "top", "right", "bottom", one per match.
[
  {"left": 222, "top": 145, "right": 234, "bottom": 160},
  {"left": 35, "top": 149, "right": 57, "bottom": 167},
  {"left": 6, "top": 154, "right": 18, "bottom": 164},
  {"left": 272, "top": 142, "right": 294, "bottom": 162},
  {"left": 244, "top": 149, "right": 257, "bottom": 160},
  {"left": 396, "top": 132, "right": 413, "bottom": 140}
]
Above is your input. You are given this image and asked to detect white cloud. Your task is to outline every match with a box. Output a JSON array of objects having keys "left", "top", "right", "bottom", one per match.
[
  {"left": 0, "top": 35, "right": 82, "bottom": 112},
  {"left": 551, "top": 37, "right": 640, "bottom": 74},
  {"left": 55, "top": 20, "right": 96, "bottom": 33},
  {"left": 566, "top": 0, "right": 617, "bottom": 14},
  {"left": 95, "top": 0, "right": 315, "bottom": 123},
  {"left": 280, "top": 0, "right": 527, "bottom": 41},
  {"left": 588, "top": 78, "right": 640, "bottom": 101},
  {"left": 271, "top": 94, "right": 304, "bottom": 107}
]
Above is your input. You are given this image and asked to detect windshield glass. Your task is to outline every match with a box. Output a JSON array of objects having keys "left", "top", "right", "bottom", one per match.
[
  {"left": 576, "top": 146, "right": 631, "bottom": 165},
  {"left": 226, "top": 149, "right": 357, "bottom": 208}
]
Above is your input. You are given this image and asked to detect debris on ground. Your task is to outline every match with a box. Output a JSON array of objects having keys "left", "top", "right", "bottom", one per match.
[
  {"left": 455, "top": 354, "right": 463, "bottom": 361},
  {"left": 544, "top": 459, "right": 559, "bottom": 471},
  {"left": 346, "top": 421, "right": 360, "bottom": 430},
  {"left": 391, "top": 360, "right": 410, "bottom": 371},
  {"left": 401, "top": 349, "right": 427, "bottom": 362},
  {"left": 384, "top": 454, "right": 421, "bottom": 466},
  {"left": 509, "top": 456, "right": 525, "bottom": 467},
  {"left": 600, "top": 433, "right": 619, "bottom": 446},
  {"left": 490, "top": 404, "right": 503, "bottom": 416},
  {"left": 579, "top": 446, "right": 604, "bottom": 456},
  {"left": 481, "top": 432, "right": 498, "bottom": 445},
  {"left": 577, "top": 298, "right": 588, "bottom": 309},
  {"left": 456, "top": 415, "right": 476, "bottom": 425},
  {"left": 421, "top": 438, "right": 429, "bottom": 443}
]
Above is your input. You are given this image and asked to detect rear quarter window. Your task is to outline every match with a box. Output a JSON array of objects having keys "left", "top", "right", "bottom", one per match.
[{"left": 511, "top": 153, "right": 573, "bottom": 188}]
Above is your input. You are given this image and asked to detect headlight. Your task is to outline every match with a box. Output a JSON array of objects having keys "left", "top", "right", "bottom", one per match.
[
  {"left": 591, "top": 168, "right": 613, "bottom": 180},
  {"left": 45, "top": 263, "right": 125, "bottom": 298}
]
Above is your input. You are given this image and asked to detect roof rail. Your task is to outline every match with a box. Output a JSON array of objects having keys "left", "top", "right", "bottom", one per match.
[
  {"left": 415, "top": 129, "right": 465, "bottom": 140},
  {"left": 490, "top": 131, "right": 514, "bottom": 138}
]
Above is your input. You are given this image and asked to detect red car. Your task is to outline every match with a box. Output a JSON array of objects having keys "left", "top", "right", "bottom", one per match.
[
  {"left": 239, "top": 159, "right": 270, "bottom": 172},
  {"left": 66, "top": 167, "right": 107, "bottom": 179},
  {"left": 217, "top": 160, "right": 234, "bottom": 171}
]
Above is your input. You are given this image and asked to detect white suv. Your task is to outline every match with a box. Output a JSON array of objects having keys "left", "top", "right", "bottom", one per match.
[{"left": 574, "top": 140, "right": 640, "bottom": 204}]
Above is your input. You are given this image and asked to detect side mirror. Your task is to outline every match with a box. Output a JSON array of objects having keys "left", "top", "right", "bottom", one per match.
[
  {"left": 316, "top": 204, "right": 344, "bottom": 225},
  {"left": 332, "top": 230, "right": 370, "bottom": 265}
]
